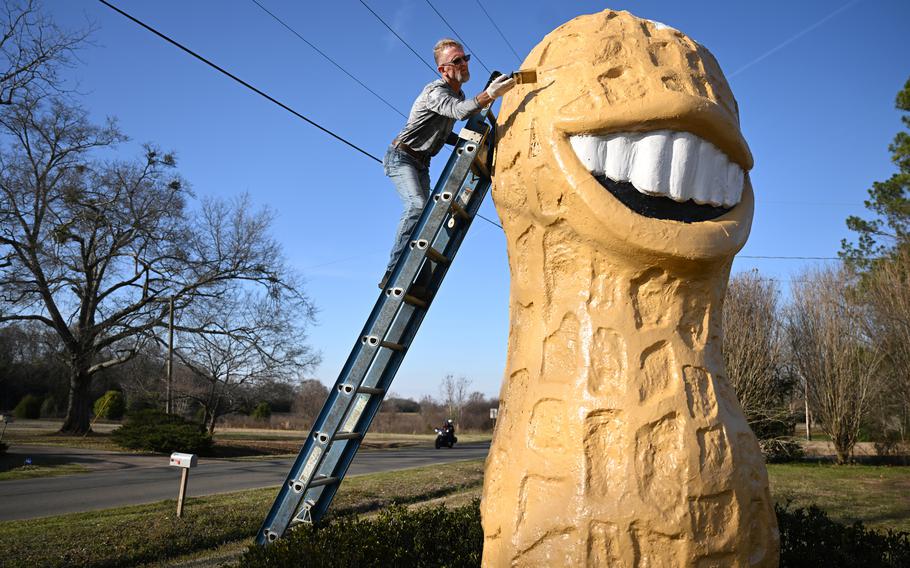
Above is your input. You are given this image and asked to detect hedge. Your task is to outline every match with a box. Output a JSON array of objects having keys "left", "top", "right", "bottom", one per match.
[{"left": 240, "top": 501, "right": 910, "bottom": 568}]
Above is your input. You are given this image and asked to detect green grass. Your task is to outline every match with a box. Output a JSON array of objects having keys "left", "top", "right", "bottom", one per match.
[
  {"left": 0, "top": 458, "right": 485, "bottom": 568},
  {"left": 4, "top": 430, "right": 125, "bottom": 452},
  {"left": 0, "top": 462, "right": 90, "bottom": 480},
  {"left": 768, "top": 462, "right": 910, "bottom": 533},
  {"left": 1, "top": 454, "right": 906, "bottom": 568}
]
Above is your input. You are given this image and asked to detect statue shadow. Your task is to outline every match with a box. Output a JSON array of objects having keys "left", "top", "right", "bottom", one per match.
[{"left": 496, "top": 80, "right": 554, "bottom": 139}]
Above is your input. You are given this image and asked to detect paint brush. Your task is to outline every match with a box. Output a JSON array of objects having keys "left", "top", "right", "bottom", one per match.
[{"left": 511, "top": 69, "right": 537, "bottom": 84}]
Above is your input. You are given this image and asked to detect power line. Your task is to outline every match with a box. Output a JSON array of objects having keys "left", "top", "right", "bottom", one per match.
[
  {"left": 98, "top": 1, "right": 503, "bottom": 233},
  {"left": 351, "top": 1, "right": 503, "bottom": 231},
  {"left": 357, "top": 0, "right": 438, "bottom": 76},
  {"left": 100, "top": 0, "right": 498, "bottom": 232},
  {"left": 762, "top": 200, "right": 862, "bottom": 206},
  {"left": 250, "top": 1, "right": 501, "bottom": 230},
  {"left": 738, "top": 255, "right": 840, "bottom": 260},
  {"left": 249, "top": 0, "right": 408, "bottom": 119},
  {"left": 101, "top": 1, "right": 843, "bottom": 245},
  {"left": 96, "top": 0, "right": 383, "bottom": 164},
  {"left": 424, "top": 0, "right": 492, "bottom": 75},
  {"left": 474, "top": 0, "right": 522, "bottom": 65}
]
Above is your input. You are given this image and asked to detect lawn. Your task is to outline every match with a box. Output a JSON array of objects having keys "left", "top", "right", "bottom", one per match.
[
  {"left": 0, "top": 462, "right": 90, "bottom": 480},
  {"left": 768, "top": 462, "right": 910, "bottom": 533},
  {"left": 0, "top": 458, "right": 485, "bottom": 568},
  {"left": 2, "top": 457, "right": 907, "bottom": 568}
]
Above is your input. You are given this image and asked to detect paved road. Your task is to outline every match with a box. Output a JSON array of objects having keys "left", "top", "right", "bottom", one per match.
[{"left": 0, "top": 443, "right": 490, "bottom": 521}]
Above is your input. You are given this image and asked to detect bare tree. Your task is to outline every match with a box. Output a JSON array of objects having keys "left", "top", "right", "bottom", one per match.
[
  {"left": 293, "top": 379, "right": 329, "bottom": 427},
  {"left": 0, "top": 0, "right": 90, "bottom": 106},
  {"left": 0, "top": 92, "right": 306, "bottom": 433},
  {"left": 786, "top": 266, "right": 882, "bottom": 463},
  {"left": 170, "top": 286, "right": 319, "bottom": 434},
  {"left": 439, "top": 374, "right": 471, "bottom": 426},
  {"left": 723, "top": 271, "right": 793, "bottom": 438},
  {"left": 862, "top": 244, "right": 910, "bottom": 444}
]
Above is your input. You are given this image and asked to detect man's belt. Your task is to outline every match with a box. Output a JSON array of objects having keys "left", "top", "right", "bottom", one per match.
[{"left": 392, "top": 138, "right": 430, "bottom": 167}]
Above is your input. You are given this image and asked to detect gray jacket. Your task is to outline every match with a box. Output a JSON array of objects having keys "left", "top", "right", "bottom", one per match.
[{"left": 395, "top": 78, "right": 481, "bottom": 158}]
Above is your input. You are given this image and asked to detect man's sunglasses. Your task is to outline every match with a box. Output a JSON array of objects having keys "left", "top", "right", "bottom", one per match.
[{"left": 441, "top": 54, "right": 471, "bottom": 67}]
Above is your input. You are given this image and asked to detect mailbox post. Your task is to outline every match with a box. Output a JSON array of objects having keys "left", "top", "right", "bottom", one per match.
[{"left": 169, "top": 452, "right": 198, "bottom": 518}]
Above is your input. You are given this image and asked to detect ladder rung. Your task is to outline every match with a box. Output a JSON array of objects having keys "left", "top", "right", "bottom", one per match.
[
  {"left": 256, "top": 108, "right": 495, "bottom": 546},
  {"left": 403, "top": 293, "right": 428, "bottom": 308},
  {"left": 425, "top": 247, "right": 449, "bottom": 264},
  {"left": 449, "top": 201, "right": 470, "bottom": 220},
  {"left": 333, "top": 431, "right": 361, "bottom": 441},
  {"left": 309, "top": 476, "right": 338, "bottom": 488}
]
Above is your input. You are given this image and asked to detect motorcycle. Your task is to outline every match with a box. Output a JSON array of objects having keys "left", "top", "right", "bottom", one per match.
[{"left": 434, "top": 427, "right": 457, "bottom": 449}]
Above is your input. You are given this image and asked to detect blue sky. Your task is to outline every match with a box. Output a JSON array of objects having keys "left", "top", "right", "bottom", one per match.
[{"left": 50, "top": 0, "right": 909, "bottom": 400}]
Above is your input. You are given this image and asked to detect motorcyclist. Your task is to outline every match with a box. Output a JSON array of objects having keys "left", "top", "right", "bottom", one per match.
[{"left": 435, "top": 419, "right": 457, "bottom": 448}]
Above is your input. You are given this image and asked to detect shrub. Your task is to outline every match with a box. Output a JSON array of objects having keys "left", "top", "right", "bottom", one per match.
[
  {"left": 39, "top": 395, "right": 59, "bottom": 418},
  {"left": 241, "top": 500, "right": 483, "bottom": 568},
  {"left": 759, "top": 438, "right": 805, "bottom": 463},
  {"left": 93, "top": 390, "right": 125, "bottom": 420},
  {"left": 777, "top": 503, "right": 910, "bottom": 567},
  {"left": 111, "top": 409, "right": 212, "bottom": 455},
  {"left": 251, "top": 402, "right": 271, "bottom": 421},
  {"left": 13, "top": 394, "right": 42, "bottom": 419},
  {"left": 241, "top": 500, "right": 910, "bottom": 568},
  {"left": 127, "top": 398, "right": 159, "bottom": 412}
]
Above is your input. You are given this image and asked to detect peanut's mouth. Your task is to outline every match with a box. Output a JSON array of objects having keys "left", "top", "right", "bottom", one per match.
[{"left": 569, "top": 130, "right": 744, "bottom": 223}]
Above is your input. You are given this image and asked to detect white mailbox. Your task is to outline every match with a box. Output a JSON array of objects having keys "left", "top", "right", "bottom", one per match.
[
  {"left": 169, "top": 452, "right": 197, "bottom": 468},
  {"left": 169, "top": 452, "right": 198, "bottom": 518}
]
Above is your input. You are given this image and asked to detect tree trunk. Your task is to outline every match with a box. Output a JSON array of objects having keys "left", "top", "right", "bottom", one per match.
[
  {"left": 207, "top": 393, "right": 222, "bottom": 435},
  {"left": 60, "top": 362, "right": 92, "bottom": 435}
]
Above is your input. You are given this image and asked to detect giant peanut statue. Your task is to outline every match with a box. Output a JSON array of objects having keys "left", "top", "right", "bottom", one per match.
[{"left": 482, "top": 10, "right": 779, "bottom": 567}]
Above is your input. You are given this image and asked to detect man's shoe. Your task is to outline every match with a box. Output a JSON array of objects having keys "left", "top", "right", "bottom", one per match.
[{"left": 378, "top": 270, "right": 393, "bottom": 289}]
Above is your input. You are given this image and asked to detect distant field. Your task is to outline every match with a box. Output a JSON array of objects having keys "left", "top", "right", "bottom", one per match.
[{"left": 3, "top": 419, "right": 491, "bottom": 445}]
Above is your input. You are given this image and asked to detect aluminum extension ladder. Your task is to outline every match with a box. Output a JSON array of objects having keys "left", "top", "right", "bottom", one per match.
[{"left": 256, "top": 106, "right": 497, "bottom": 545}]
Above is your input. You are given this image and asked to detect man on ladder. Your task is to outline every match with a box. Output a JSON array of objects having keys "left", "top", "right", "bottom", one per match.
[
  {"left": 257, "top": 39, "right": 508, "bottom": 546},
  {"left": 380, "top": 38, "right": 515, "bottom": 289}
]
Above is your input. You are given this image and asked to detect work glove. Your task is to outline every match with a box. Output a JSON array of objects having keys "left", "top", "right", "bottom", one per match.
[{"left": 486, "top": 74, "right": 516, "bottom": 99}]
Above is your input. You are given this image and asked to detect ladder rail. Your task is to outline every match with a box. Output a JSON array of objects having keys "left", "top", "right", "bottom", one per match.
[
  {"left": 304, "top": 155, "right": 494, "bottom": 526},
  {"left": 256, "top": 107, "right": 496, "bottom": 545}
]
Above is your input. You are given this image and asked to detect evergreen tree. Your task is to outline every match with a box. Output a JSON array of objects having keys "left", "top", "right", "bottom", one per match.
[{"left": 841, "top": 77, "right": 910, "bottom": 268}]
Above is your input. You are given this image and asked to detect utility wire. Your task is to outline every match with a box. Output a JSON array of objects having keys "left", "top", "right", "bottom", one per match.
[
  {"left": 474, "top": 0, "right": 522, "bottom": 65},
  {"left": 101, "top": 1, "right": 837, "bottom": 244},
  {"left": 249, "top": 0, "right": 407, "bottom": 119},
  {"left": 352, "top": 0, "right": 502, "bottom": 230},
  {"left": 357, "top": 0, "right": 439, "bottom": 76},
  {"left": 423, "top": 0, "right": 491, "bottom": 75},
  {"left": 97, "top": 1, "right": 501, "bottom": 231},
  {"left": 738, "top": 255, "right": 840, "bottom": 260},
  {"left": 96, "top": 0, "right": 383, "bottom": 164}
]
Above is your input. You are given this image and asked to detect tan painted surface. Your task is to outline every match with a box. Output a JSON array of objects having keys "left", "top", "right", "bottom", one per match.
[{"left": 482, "top": 10, "right": 779, "bottom": 567}]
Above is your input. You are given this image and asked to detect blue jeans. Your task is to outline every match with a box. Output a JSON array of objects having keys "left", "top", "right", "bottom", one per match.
[{"left": 383, "top": 146, "right": 431, "bottom": 273}]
